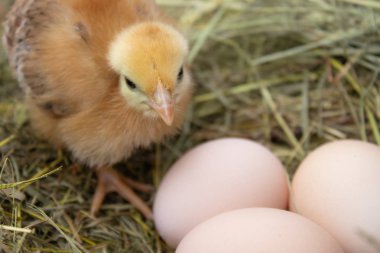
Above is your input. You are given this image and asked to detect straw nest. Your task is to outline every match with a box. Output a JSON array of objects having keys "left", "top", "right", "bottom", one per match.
[{"left": 1, "top": 0, "right": 379, "bottom": 252}]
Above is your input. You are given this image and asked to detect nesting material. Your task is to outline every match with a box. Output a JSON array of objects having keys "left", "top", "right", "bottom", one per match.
[{"left": 0, "top": 0, "right": 379, "bottom": 251}]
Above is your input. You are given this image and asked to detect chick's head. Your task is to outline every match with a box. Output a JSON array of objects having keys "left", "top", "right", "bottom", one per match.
[{"left": 108, "top": 22, "right": 190, "bottom": 126}]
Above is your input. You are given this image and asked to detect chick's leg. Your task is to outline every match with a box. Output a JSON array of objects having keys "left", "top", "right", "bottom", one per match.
[{"left": 91, "top": 167, "right": 153, "bottom": 219}]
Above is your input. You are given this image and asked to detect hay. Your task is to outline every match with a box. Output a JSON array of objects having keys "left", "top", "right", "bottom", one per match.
[{"left": 0, "top": 0, "right": 379, "bottom": 252}]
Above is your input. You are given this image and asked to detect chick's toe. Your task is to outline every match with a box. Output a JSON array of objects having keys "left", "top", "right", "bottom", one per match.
[{"left": 91, "top": 167, "right": 153, "bottom": 219}]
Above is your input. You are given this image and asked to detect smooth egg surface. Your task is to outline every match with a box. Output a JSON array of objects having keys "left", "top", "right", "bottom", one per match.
[
  {"left": 176, "top": 208, "right": 344, "bottom": 253},
  {"left": 291, "top": 140, "right": 380, "bottom": 253},
  {"left": 153, "top": 138, "right": 289, "bottom": 248}
]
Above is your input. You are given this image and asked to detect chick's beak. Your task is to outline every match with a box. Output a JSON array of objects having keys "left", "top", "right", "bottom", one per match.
[{"left": 149, "top": 81, "right": 174, "bottom": 126}]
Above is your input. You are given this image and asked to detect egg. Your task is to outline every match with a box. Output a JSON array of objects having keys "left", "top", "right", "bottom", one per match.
[
  {"left": 153, "top": 138, "right": 289, "bottom": 248},
  {"left": 176, "top": 208, "right": 344, "bottom": 253},
  {"left": 291, "top": 139, "right": 380, "bottom": 253}
]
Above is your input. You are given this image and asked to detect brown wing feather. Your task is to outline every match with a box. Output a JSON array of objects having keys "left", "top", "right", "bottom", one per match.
[
  {"left": 3, "top": 0, "right": 54, "bottom": 91},
  {"left": 2, "top": 0, "right": 73, "bottom": 117}
]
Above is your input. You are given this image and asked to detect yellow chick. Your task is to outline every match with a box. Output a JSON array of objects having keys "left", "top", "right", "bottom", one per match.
[{"left": 3, "top": 0, "right": 193, "bottom": 219}]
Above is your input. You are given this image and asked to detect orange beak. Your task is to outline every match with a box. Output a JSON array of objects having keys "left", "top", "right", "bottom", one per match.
[{"left": 149, "top": 81, "right": 174, "bottom": 126}]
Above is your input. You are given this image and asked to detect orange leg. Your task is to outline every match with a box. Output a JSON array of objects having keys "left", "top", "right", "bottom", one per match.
[{"left": 91, "top": 167, "right": 153, "bottom": 219}]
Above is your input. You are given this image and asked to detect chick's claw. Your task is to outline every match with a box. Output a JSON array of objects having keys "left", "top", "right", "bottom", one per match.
[
  {"left": 124, "top": 177, "right": 155, "bottom": 193},
  {"left": 91, "top": 167, "right": 153, "bottom": 220}
]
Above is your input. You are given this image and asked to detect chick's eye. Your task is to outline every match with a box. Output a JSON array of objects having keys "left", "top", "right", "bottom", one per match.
[
  {"left": 177, "top": 66, "right": 184, "bottom": 82},
  {"left": 125, "top": 77, "right": 137, "bottom": 90}
]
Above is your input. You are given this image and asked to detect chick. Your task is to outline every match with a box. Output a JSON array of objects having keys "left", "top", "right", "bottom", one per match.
[{"left": 3, "top": 0, "right": 193, "bottom": 219}]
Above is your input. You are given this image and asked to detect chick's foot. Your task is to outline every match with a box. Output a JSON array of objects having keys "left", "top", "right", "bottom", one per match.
[{"left": 91, "top": 167, "right": 153, "bottom": 219}]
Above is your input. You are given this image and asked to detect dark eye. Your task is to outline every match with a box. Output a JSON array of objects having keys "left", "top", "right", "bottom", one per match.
[
  {"left": 125, "top": 77, "right": 137, "bottom": 90},
  {"left": 177, "top": 66, "right": 184, "bottom": 82}
]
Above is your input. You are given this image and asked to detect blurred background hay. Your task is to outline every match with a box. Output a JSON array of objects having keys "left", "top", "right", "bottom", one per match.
[{"left": 0, "top": 0, "right": 379, "bottom": 252}]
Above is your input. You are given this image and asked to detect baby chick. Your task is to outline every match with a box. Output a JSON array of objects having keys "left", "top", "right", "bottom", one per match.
[{"left": 3, "top": 0, "right": 193, "bottom": 219}]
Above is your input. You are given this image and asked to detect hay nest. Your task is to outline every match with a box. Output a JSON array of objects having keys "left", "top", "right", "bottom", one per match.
[{"left": 1, "top": 0, "right": 379, "bottom": 252}]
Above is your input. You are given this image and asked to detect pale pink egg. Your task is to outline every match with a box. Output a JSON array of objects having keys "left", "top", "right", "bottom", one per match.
[
  {"left": 291, "top": 139, "right": 380, "bottom": 253},
  {"left": 153, "top": 138, "right": 289, "bottom": 248},
  {"left": 176, "top": 208, "right": 344, "bottom": 253}
]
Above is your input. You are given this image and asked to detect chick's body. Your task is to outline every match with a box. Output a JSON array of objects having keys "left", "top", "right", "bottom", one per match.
[{"left": 3, "top": 0, "right": 193, "bottom": 218}]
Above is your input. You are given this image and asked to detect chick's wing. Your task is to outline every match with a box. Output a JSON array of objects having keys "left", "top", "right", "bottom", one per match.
[{"left": 3, "top": 0, "right": 120, "bottom": 117}]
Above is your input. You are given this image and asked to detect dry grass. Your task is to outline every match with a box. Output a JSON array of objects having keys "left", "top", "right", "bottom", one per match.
[{"left": 1, "top": 0, "right": 380, "bottom": 252}]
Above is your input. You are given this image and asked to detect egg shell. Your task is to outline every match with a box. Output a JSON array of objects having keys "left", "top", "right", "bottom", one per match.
[
  {"left": 153, "top": 138, "right": 289, "bottom": 248},
  {"left": 176, "top": 208, "right": 344, "bottom": 253},
  {"left": 291, "top": 140, "right": 380, "bottom": 253}
]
